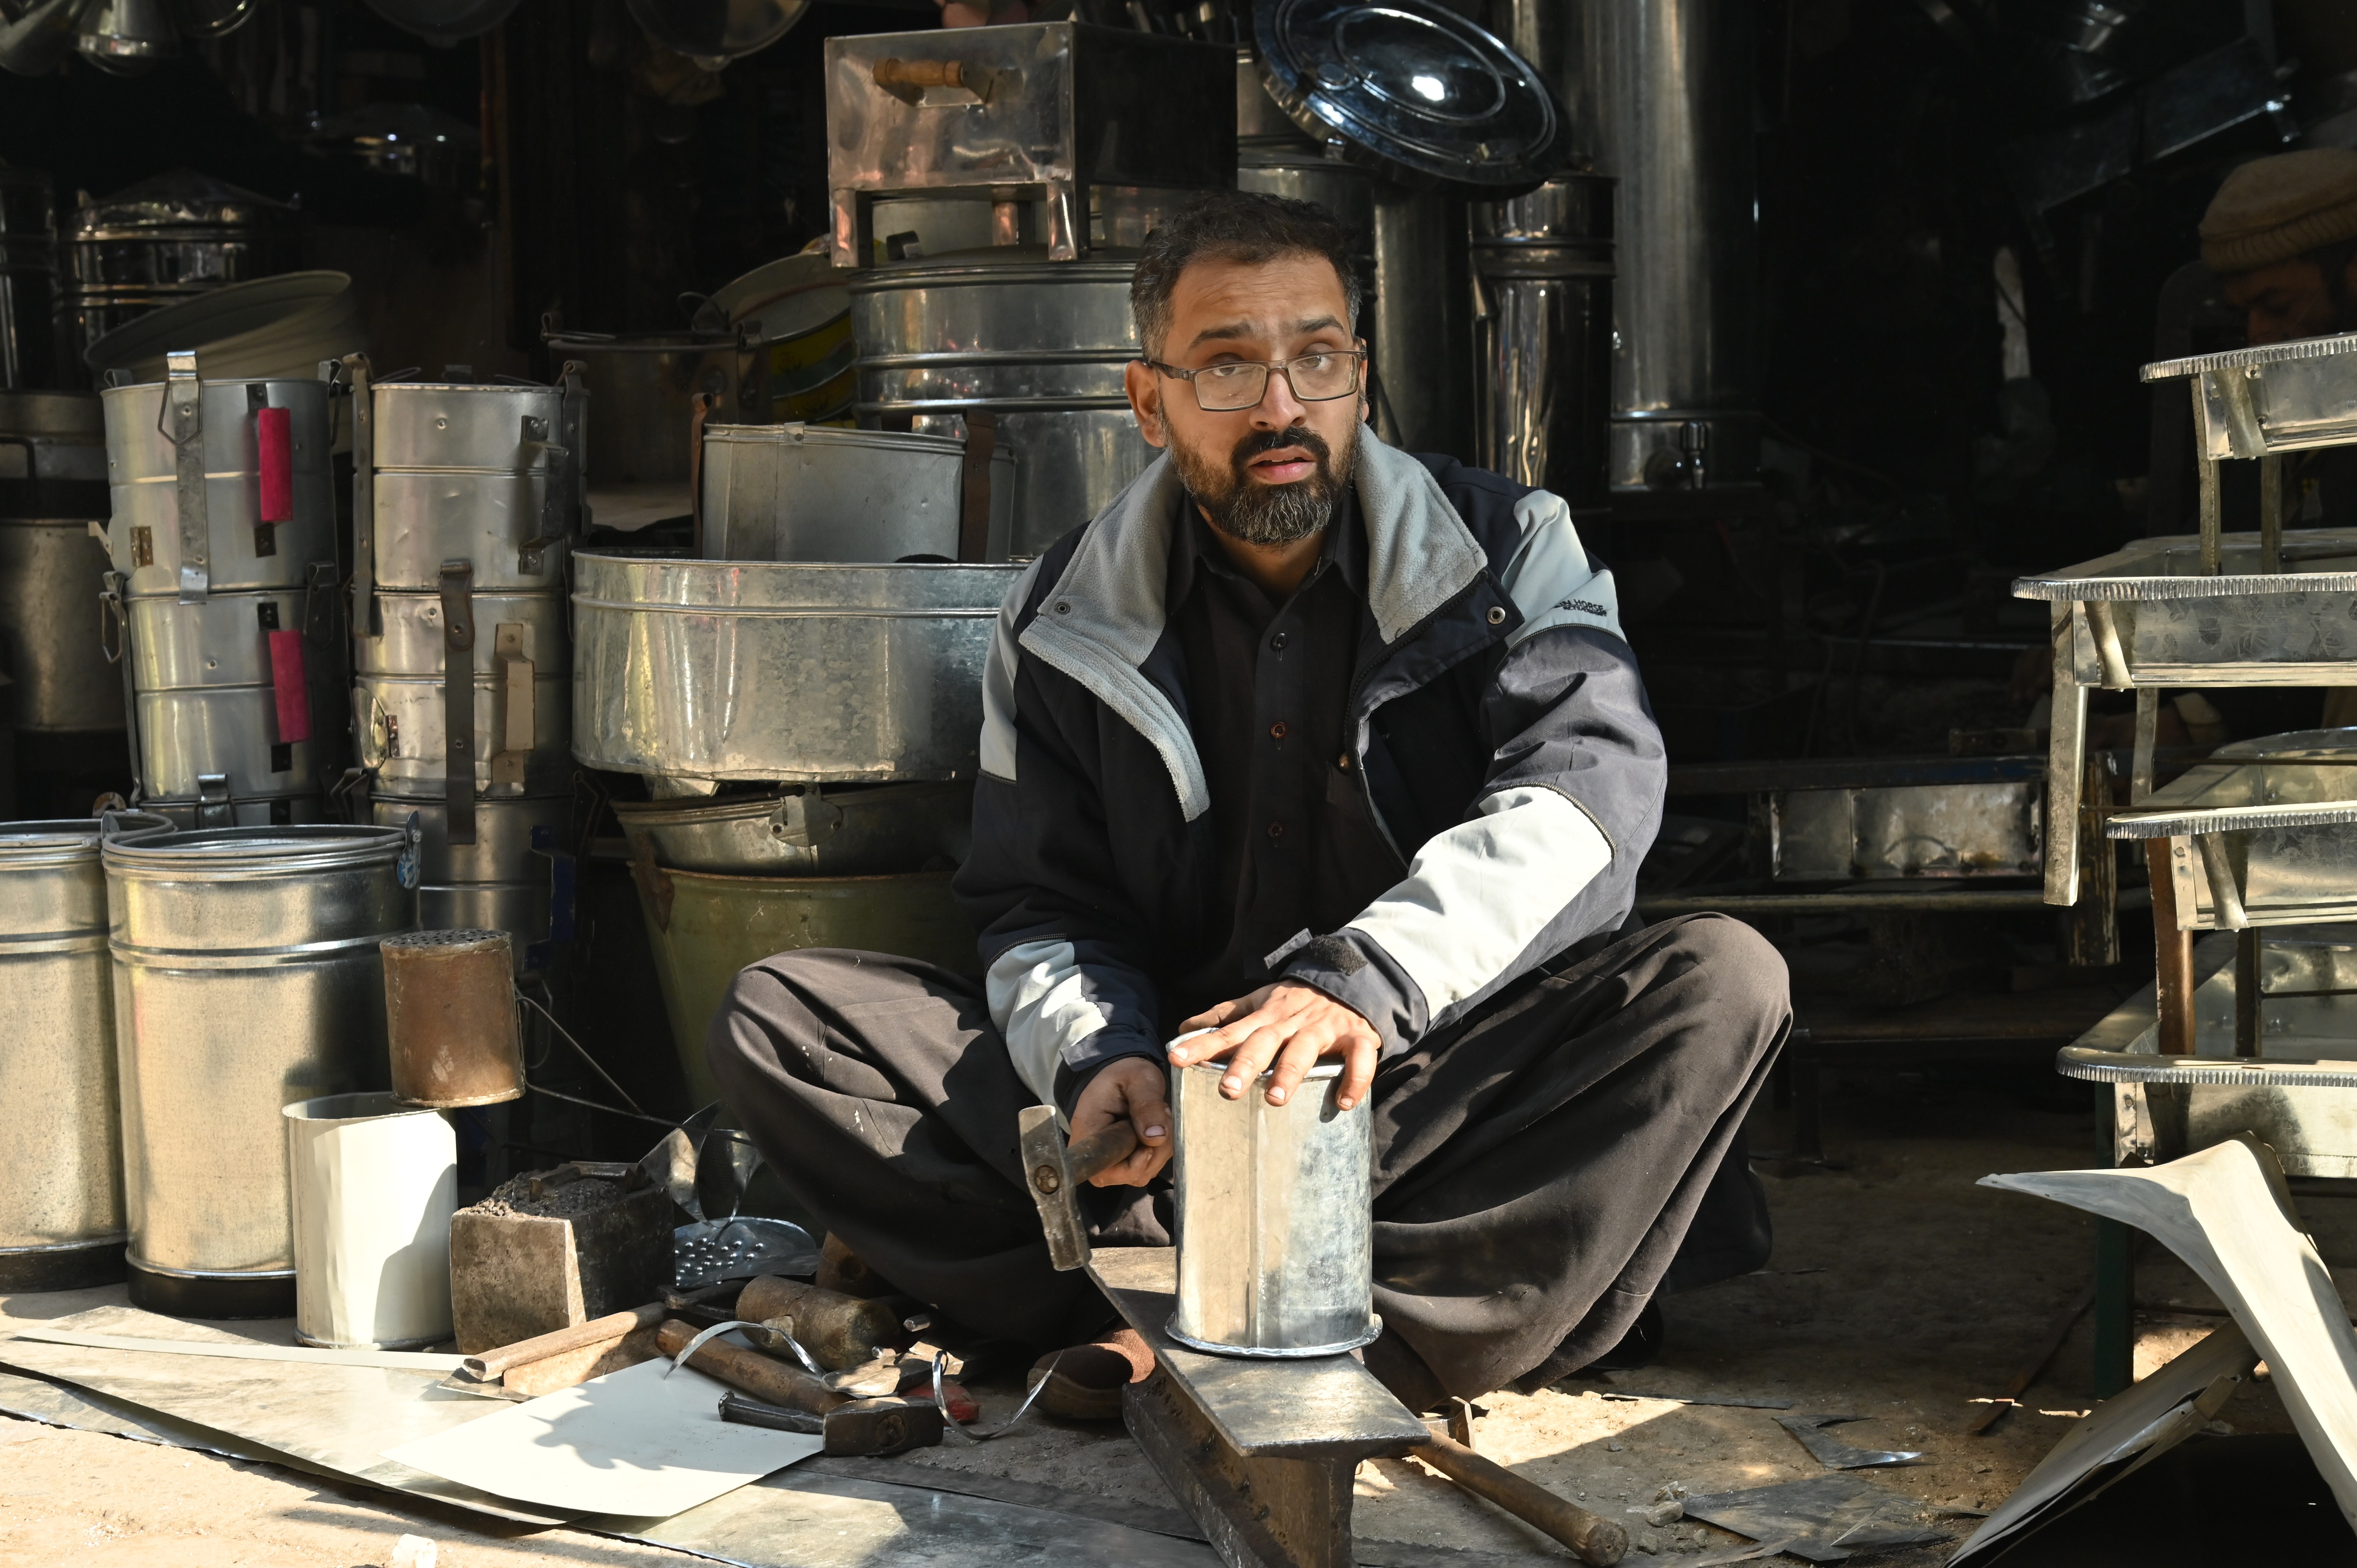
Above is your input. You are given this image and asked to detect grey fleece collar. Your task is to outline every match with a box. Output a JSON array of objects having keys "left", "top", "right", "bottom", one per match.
[{"left": 1018, "top": 428, "right": 1489, "bottom": 822}]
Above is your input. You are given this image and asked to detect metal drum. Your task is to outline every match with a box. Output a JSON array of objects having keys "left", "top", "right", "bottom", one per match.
[
  {"left": 0, "top": 811, "right": 169, "bottom": 1290},
  {"left": 614, "top": 780, "right": 973, "bottom": 875},
  {"left": 65, "top": 173, "right": 291, "bottom": 374},
  {"left": 850, "top": 256, "right": 1154, "bottom": 558},
  {"left": 369, "top": 792, "right": 570, "bottom": 974},
  {"left": 1, "top": 391, "right": 122, "bottom": 733},
  {"left": 1471, "top": 177, "right": 1615, "bottom": 513},
  {"left": 104, "top": 823, "right": 417, "bottom": 1317},
  {"left": 541, "top": 327, "right": 731, "bottom": 486},
  {"left": 700, "top": 424, "right": 1013, "bottom": 563},
  {"left": 572, "top": 552, "right": 1020, "bottom": 784},
  {"left": 99, "top": 367, "right": 337, "bottom": 598},
  {"left": 365, "top": 373, "right": 586, "bottom": 594},
  {"left": 1168, "top": 1058, "right": 1378, "bottom": 1358},
  {"left": 356, "top": 589, "right": 570, "bottom": 798},
  {"left": 0, "top": 164, "right": 59, "bottom": 390}
]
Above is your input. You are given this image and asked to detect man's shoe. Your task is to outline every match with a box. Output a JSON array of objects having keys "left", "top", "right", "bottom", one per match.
[
  {"left": 1026, "top": 1327, "right": 1154, "bottom": 1421},
  {"left": 1581, "top": 1299, "right": 1663, "bottom": 1374}
]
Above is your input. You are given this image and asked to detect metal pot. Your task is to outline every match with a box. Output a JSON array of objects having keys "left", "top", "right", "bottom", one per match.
[
  {"left": 104, "top": 823, "right": 417, "bottom": 1317},
  {"left": 369, "top": 792, "right": 571, "bottom": 973},
  {"left": 699, "top": 423, "right": 1012, "bottom": 563},
  {"left": 99, "top": 365, "right": 337, "bottom": 599},
  {"left": 364, "top": 372, "right": 586, "bottom": 594},
  {"left": 542, "top": 326, "right": 734, "bottom": 487},
  {"left": 0, "top": 164, "right": 58, "bottom": 390},
  {"left": 850, "top": 254, "right": 1154, "bottom": 558},
  {"left": 0, "top": 810, "right": 170, "bottom": 1291},
  {"left": 614, "top": 779, "right": 972, "bottom": 876},
  {"left": 1471, "top": 176, "right": 1614, "bottom": 512},
  {"left": 1168, "top": 1058, "right": 1378, "bottom": 1358},
  {"left": 571, "top": 551, "right": 1019, "bottom": 784},
  {"left": 629, "top": 867, "right": 979, "bottom": 1105}
]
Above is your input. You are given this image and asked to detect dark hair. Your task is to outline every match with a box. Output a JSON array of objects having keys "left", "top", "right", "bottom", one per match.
[{"left": 1130, "top": 189, "right": 1363, "bottom": 358}]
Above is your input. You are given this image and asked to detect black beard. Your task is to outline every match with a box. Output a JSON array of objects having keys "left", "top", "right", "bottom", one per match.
[{"left": 1172, "top": 422, "right": 1355, "bottom": 546}]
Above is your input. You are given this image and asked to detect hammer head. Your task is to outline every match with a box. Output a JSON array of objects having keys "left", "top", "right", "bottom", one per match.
[{"left": 1018, "top": 1104, "right": 1091, "bottom": 1272}]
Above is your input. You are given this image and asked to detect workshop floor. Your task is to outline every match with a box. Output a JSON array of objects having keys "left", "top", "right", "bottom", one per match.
[{"left": 0, "top": 1068, "right": 2322, "bottom": 1566}]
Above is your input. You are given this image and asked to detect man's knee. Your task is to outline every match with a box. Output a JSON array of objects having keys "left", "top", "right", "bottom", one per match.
[
  {"left": 1666, "top": 914, "right": 1790, "bottom": 1028},
  {"left": 703, "top": 950, "right": 833, "bottom": 1091}
]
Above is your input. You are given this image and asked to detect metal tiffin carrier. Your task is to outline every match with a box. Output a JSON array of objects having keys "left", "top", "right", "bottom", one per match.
[
  {"left": 346, "top": 355, "right": 587, "bottom": 974},
  {"left": 96, "top": 349, "right": 349, "bottom": 828}
]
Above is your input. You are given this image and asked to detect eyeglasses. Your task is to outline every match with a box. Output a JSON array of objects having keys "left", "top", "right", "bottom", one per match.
[{"left": 1144, "top": 350, "right": 1367, "bottom": 413}]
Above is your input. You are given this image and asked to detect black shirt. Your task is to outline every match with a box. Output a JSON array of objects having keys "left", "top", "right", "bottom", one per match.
[{"left": 1164, "top": 489, "right": 1402, "bottom": 1021}]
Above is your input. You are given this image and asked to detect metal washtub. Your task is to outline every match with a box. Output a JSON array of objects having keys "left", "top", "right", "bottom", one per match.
[
  {"left": 0, "top": 812, "right": 170, "bottom": 1291},
  {"left": 1168, "top": 1058, "right": 1378, "bottom": 1358},
  {"left": 698, "top": 423, "right": 1012, "bottom": 563},
  {"left": 104, "top": 823, "right": 417, "bottom": 1317},
  {"left": 571, "top": 552, "right": 1020, "bottom": 784},
  {"left": 614, "top": 780, "right": 972, "bottom": 876},
  {"left": 849, "top": 256, "right": 1154, "bottom": 558}
]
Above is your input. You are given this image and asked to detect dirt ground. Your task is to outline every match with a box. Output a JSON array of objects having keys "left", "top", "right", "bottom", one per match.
[{"left": 0, "top": 1068, "right": 2318, "bottom": 1566}]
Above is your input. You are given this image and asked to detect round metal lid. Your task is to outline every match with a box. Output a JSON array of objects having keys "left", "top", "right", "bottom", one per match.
[{"left": 1254, "top": 0, "right": 1564, "bottom": 189}]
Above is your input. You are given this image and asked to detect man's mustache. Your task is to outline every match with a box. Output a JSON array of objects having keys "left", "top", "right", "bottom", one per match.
[{"left": 1232, "top": 425, "right": 1332, "bottom": 478}]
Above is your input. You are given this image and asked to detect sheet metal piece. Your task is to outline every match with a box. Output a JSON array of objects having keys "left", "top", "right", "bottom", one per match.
[
  {"left": 5, "top": 1325, "right": 459, "bottom": 1371},
  {"left": 1950, "top": 1323, "right": 2256, "bottom": 1566},
  {"left": 1680, "top": 1474, "right": 1944, "bottom": 1564},
  {"left": 1774, "top": 1413, "right": 1925, "bottom": 1469},
  {"left": 1599, "top": 1390, "right": 1795, "bottom": 1409},
  {"left": 1982, "top": 1134, "right": 2357, "bottom": 1534}
]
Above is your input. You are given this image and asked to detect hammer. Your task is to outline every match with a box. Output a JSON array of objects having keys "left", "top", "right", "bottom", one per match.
[{"left": 1016, "top": 1105, "right": 1139, "bottom": 1271}]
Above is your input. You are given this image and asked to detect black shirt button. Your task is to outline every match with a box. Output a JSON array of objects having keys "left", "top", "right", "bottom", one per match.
[
  {"left": 1270, "top": 631, "right": 1289, "bottom": 650},
  {"left": 1267, "top": 821, "right": 1285, "bottom": 838},
  {"left": 1270, "top": 720, "right": 1288, "bottom": 739}
]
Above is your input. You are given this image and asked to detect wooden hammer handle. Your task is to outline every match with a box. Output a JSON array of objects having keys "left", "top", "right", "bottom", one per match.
[
  {"left": 1064, "top": 1119, "right": 1140, "bottom": 1185},
  {"left": 656, "top": 1318, "right": 848, "bottom": 1417},
  {"left": 873, "top": 57, "right": 966, "bottom": 89},
  {"left": 464, "top": 1301, "right": 666, "bottom": 1380},
  {"left": 1415, "top": 1435, "right": 1628, "bottom": 1566}
]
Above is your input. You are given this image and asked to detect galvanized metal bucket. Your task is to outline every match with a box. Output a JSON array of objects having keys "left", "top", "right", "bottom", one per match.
[
  {"left": 368, "top": 793, "right": 570, "bottom": 974},
  {"left": 104, "top": 823, "right": 417, "bottom": 1317},
  {"left": 283, "top": 1091, "right": 456, "bottom": 1349},
  {"left": 613, "top": 780, "right": 972, "bottom": 877},
  {"left": 0, "top": 811, "right": 169, "bottom": 1290},
  {"left": 571, "top": 551, "right": 1019, "bottom": 784},
  {"left": 1168, "top": 1059, "right": 1379, "bottom": 1358}
]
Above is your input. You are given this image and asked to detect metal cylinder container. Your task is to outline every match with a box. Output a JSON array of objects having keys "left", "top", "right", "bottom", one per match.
[
  {"left": 572, "top": 552, "right": 1021, "bottom": 784},
  {"left": 699, "top": 423, "right": 1013, "bottom": 563},
  {"left": 0, "top": 164, "right": 60, "bottom": 390},
  {"left": 104, "top": 823, "right": 417, "bottom": 1316},
  {"left": 284, "top": 1092, "right": 456, "bottom": 1349},
  {"left": 1168, "top": 1059, "right": 1378, "bottom": 1358},
  {"left": 849, "top": 255, "right": 1154, "bottom": 558},
  {"left": 0, "top": 811, "right": 170, "bottom": 1290},
  {"left": 383, "top": 929, "right": 524, "bottom": 1109},
  {"left": 355, "top": 588, "right": 571, "bottom": 798},
  {"left": 1471, "top": 177, "right": 1615, "bottom": 513},
  {"left": 65, "top": 174, "right": 290, "bottom": 375},
  {"left": 0, "top": 390, "right": 123, "bottom": 733},
  {"left": 613, "top": 779, "right": 973, "bottom": 876},
  {"left": 368, "top": 792, "right": 569, "bottom": 973},
  {"left": 1562, "top": 0, "right": 1759, "bottom": 490},
  {"left": 541, "top": 328, "right": 731, "bottom": 486},
  {"left": 362, "top": 372, "right": 586, "bottom": 595}
]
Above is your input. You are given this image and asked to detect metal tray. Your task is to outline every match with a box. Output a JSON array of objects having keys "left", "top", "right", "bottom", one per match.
[
  {"left": 2141, "top": 332, "right": 2357, "bottom": 461},
  {"left": 570, "top": 551, "right": 1021, "bottom": 784},
  {"left": 2108, "top": 730, "right": 2357, "bottom": 930},
  {"left": 1772, "top": 774, "right": 2041, "bottom": 881}
]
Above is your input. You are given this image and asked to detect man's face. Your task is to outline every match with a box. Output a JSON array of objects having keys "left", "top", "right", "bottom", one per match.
[
  {"left": 1123, "top": 251, "right": 1365, "bottom": 546},
  {"left": 2222, "top": 257, "right": 2346, "bottom": 344}
]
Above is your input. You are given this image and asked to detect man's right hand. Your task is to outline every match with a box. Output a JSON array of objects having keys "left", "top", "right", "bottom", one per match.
[{"left": 1069, "top": 1057, "right": 1173, "bottom": 1188}]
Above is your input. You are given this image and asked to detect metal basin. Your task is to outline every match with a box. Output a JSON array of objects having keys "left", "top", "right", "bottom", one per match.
[
  {"left": 614, "top": 779, "right": 972, "bottom": 876},
  {"left": 104, "top": 823, "right": 416, "bottom": 1316},
  {"left": 1168, "top": 1058, "right": 1378, "bottom": 1358},
  {"left": 571, "top": 551, "right": 1019, "bottom": 784},
  {"left": 700, "top": 423, "right": 1012, "bottom": 563},
  {"left": 0, "top": 811, "right": 169, "bottom": 1290}
]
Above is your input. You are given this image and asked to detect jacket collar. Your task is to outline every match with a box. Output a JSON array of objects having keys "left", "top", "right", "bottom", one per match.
[{"left": 1018, "top": 427, "right": 1490, "bottom": 822}]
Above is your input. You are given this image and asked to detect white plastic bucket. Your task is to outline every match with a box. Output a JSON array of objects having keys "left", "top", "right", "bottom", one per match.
[{"left": 282, "top": 1092, "right": 455, "bottom": 1349}]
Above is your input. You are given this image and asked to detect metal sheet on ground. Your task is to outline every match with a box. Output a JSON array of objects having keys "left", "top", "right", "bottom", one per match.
[{"left": 0, "top": 1366, "right": 335, "bottom": 1473}]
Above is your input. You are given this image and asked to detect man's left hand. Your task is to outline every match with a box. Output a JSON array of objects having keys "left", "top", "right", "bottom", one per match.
[{"left": 1171, "top": 982, "right": 1380, "bottom": 1111}]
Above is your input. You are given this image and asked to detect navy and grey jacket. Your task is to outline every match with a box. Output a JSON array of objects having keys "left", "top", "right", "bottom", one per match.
[{"left": 951, "top": 427, "right": 1666, "bottom": 1109}]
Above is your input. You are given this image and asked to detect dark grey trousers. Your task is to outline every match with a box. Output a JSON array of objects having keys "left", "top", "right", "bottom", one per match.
[{"left": 705, "top": 912, "right": 1791, "bottom": 1400}]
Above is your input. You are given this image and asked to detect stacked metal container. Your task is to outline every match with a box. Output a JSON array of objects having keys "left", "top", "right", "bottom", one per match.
[
  {"left": 0, "top": 391, "right": 123, "bottom": 738},
  {"left": 98, "top": 350, "right": 346, "bottom": 825},
  {"left": 349, "top": 358, "right": 586, "bottom": 973}
]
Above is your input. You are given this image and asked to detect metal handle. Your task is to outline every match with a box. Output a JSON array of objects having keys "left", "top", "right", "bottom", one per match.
[
  {"left": 766, "top": 788, "right": 844, "bottom": 847},
  {"left": 165, "top": 350, "right": 209, "bottom": 602},
  {"left": 491, "top": 623, "right": 533, "bottom": 791},
  {"left": 346, "top": 353, "right": 378, "bottom": 637},
  {"left": 101, "top": 570, "right": 144, "bottom": 802},
  {"left": 689, "top": 390, "right": 721, "bottom": 559},
  {"left": 873, "top": 56, "right": 967, "bottom": 88},
  {"left": 958, "top": 411, "right": 997, "bottom": 563},
  {"left": 440, "top": 560, "right": 477, "bottom": 845}
]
